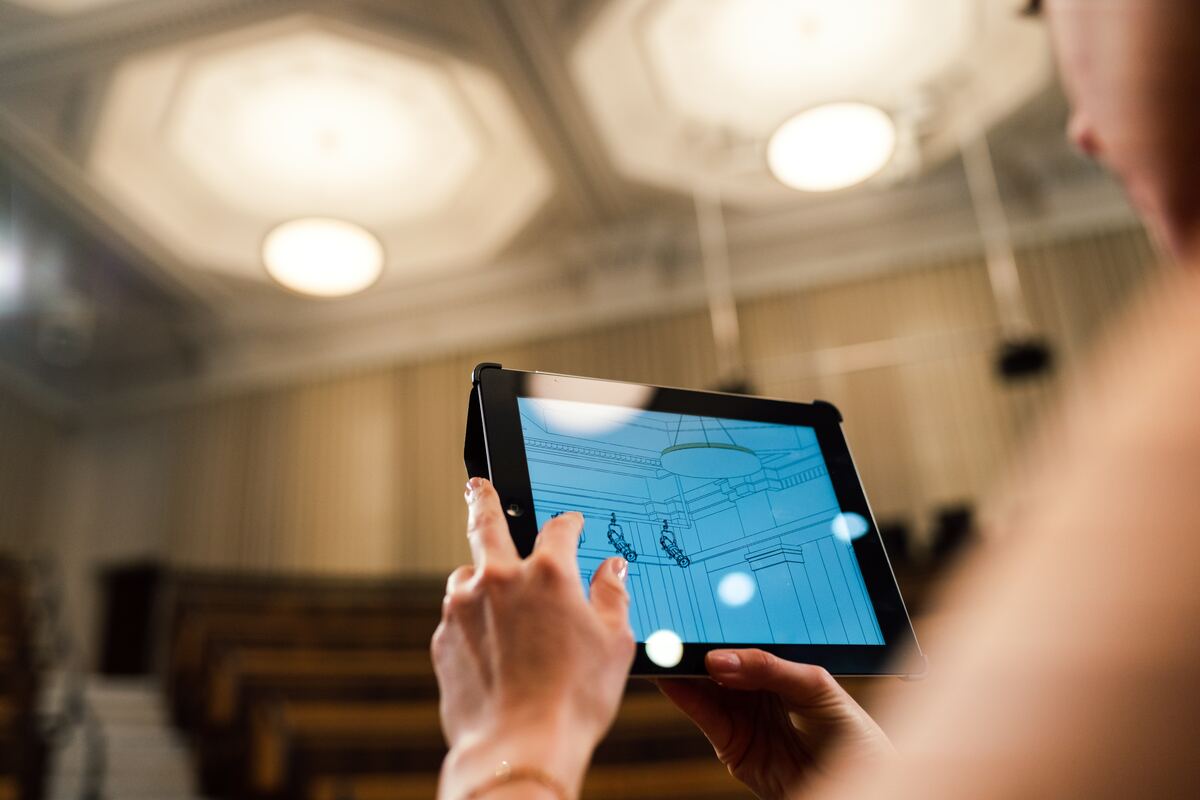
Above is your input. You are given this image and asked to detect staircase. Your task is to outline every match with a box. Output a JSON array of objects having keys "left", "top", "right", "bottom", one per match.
[{"left": 46, "top": 675, "right": 203, "bottom": 800}]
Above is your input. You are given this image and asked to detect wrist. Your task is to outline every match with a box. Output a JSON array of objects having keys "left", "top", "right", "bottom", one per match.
[{"left": 439, "top": 717, "right": 596, "bottom": 800}]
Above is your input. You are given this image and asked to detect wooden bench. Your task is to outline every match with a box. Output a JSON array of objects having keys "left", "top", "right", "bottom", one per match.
[
  {"left": 307, "top": 758, "right": 753, "bottom": 800},
  {"left": 164, "top": 571, "right": 443, "bottom": 675},
  {"left": 169, "top": 610, "right": 441, "bottom": 729},
  {"left": 248, "top": 692, "right": 715, "bottom": 798},
  {"left": 207, "top": 648, "right": 437, "bottom": 727},
  {"left": 166, "top": 572, "right": 444, "bottom": 678},
  {"left": 167, "top": 572, "right": 446, "bottom": 617},
  {"left": 195, "top": 647, "right": 438, "bottom": 797}
]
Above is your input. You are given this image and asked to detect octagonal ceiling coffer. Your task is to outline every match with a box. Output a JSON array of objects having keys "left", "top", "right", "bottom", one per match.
[
  {"left": 89, "top": 14, "right": 552, "bottom": 291},
  {"left": 572, "top": 0, "right": 1052, "bottom": 205}
]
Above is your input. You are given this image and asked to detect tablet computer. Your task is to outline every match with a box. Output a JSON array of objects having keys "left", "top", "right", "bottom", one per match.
[{"left": 465, "top": 363, "right": 923, "bottom": 677}]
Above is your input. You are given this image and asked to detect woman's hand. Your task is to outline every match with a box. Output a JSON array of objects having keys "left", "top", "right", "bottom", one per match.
[
  {"left": 658, "top": 649, "right": 893, "bottom": 800},
  {"left": 432, "top": 478, "right": 636, "bottom": 799}
]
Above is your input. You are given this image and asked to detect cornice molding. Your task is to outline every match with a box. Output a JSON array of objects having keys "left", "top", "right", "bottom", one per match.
[{"left": 86, "top": 171, "right": 1138, "bottom": 420}]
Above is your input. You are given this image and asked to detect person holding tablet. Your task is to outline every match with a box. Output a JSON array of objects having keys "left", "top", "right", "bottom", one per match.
[{"left": 432, "top": 1, "right": 1200, "bottom": 797}]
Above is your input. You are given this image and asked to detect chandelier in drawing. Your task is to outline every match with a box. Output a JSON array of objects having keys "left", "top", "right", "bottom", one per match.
[{"left": 660, "top": 416, "right": 761, "bottom": 479}]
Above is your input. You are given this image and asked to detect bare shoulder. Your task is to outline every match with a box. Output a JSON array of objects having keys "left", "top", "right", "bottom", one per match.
[{"left": 816, "top": 268, "right": 1200, "bottom": 800}]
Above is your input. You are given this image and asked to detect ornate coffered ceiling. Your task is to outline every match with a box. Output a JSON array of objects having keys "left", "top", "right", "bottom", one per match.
[
  {"left": 89, "top": 13, "right": 552, "bottom": 286},
  {"left": 0, "top": 0, "right": 1135, "bottom": 413},
  {"left": 573, "top": 0, "right": 1052, "bottom": 203}
]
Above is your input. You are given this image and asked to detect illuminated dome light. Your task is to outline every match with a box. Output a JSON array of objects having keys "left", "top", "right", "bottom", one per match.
[
  {"left": 262, "top": 218, "right": 384, "bottom": 298},
  {"left": 767, "top": 103, "right": 897, "bottom": 193},
  {"left": 645, "top": 629, "right": 684, "bottom": 668}
]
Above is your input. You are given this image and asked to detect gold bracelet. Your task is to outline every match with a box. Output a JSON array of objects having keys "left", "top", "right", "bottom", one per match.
[{"left": 462, "top": 760, "right": 572, "bottom": 800}]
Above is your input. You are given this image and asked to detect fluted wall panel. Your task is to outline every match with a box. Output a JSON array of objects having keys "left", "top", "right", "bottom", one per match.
[
  {"left": 0, "top": 387, "right": 58, "bottom": 555},
  {"left": 67, "top": 226, "right": 1158, "bottom": 577}
]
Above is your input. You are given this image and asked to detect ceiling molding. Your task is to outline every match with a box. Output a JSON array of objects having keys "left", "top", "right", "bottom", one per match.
[{"left": 86, "top": 169, "right": 1139, "bottom": 421}]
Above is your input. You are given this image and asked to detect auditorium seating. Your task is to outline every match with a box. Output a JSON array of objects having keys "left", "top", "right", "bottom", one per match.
[
  {"left": 165, "top": 570, "right": 755, "bottom": 798},
  {"left": 0, "top": 559, "right": 45, "bottom": 800}
]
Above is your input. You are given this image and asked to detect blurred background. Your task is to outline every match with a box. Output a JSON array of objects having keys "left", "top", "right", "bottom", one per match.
[{"left": 0, "top": 1, "right": 1161, "bottom": 798}]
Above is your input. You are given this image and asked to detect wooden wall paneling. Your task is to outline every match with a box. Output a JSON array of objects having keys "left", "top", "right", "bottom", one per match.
[
  {"left": 37, "top": 226, "right": 1159, "bottom": 578},
  {"left": 0, "top": 387, "right": 58, "bottom": 554}
]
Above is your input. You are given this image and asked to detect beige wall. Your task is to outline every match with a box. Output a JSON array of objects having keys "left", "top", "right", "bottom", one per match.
[
  {"left": 0, "top": 385, "right": 59, "bottom": 556},
  {"left": 56, "top": 226, "right": 1157, "bottom": 581}
]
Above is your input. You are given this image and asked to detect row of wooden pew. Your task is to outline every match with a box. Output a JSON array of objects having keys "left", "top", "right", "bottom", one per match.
[
  {"left": 165, "top": 570, "right": 754, "bottom": 799},
  {"left": 0, "top": 559, "right": 44, "bottom": 800}
]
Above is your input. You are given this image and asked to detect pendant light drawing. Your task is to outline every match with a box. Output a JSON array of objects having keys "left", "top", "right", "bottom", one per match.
[
  {"left": 607, "top": 512, "right": 638, "bottom": 562},
  {"left": 659, "top": 519, "right": 690, "bottom": 568},
  {"left": 660, "top": 415, "right": 761, "bottom": 479}
]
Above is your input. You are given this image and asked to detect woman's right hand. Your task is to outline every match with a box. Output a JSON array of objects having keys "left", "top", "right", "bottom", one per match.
[{"left": 658, "top": 649, "right": 893, "bottom": 800}]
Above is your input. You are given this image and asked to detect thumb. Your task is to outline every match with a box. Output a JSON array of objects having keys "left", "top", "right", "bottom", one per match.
[
  {"left": 589, "top": 556, "right": 630, "bottom": 630},
  {"left": 705, "top": 649, "right": 845, "bottom": 710}
]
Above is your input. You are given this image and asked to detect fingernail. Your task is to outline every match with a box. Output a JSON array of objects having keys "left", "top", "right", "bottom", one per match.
[
  {"left": 464, "top": 477, "right": 484, "bottom": 503},
  {"left": 615, "top": 558, "right": 628, "bottom": 583},
  {"left": 707, "top": 652, "right": 740, "bottom": 672}
]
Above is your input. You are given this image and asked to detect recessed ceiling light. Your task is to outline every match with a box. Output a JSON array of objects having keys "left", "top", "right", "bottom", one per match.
[
  {"left": 262, "top": 218, "right": 384, "bottom": 298},
  {"left": 767, "top": 102, "right": 897, "bottom": 192}
]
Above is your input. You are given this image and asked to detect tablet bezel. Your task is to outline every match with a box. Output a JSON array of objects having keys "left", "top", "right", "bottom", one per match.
[{"left": 471, "top": 364, "right": 923, "bottom": 677}]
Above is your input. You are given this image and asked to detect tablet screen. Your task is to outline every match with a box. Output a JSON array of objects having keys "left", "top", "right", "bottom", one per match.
[{"left": 516, "top": 396, "right": 884, "bottom": 647}]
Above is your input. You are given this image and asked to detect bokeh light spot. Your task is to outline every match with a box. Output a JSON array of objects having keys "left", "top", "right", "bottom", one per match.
[
  {"left": 645, "top": 628, "right": 684, "bottom": 668},
  {"left": 716, "top": 571, "right": 756, "bottom": 607},
  {"left": 832, "top": 512, "right": 870, "bottom": 543}
]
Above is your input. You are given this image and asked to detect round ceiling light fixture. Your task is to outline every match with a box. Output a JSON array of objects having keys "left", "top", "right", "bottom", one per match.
[
  {"left": 262, "top": 217, "right": 384, "bottom": 297},
  {"left": 767, "top": 102, "right": 897, "bottom": 192},
  {"left": 659, "top": 417, "right": 762, "bottom": 479}
]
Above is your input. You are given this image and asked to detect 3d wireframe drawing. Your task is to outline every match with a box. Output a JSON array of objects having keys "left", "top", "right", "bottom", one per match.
[{"left": 517, "top": 396, "right": 884, "bottom": 646}]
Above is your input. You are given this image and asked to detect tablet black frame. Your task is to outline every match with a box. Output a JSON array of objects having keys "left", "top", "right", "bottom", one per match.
[{"left": 467, "top": 364, "right": 924, "bottom": 678}]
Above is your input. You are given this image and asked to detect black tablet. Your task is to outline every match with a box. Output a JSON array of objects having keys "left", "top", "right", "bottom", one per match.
[{"left": 464, "top": 364, "right": 923, "bottom": 677}]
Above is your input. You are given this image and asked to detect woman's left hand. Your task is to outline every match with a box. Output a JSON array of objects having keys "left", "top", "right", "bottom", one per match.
[{"left": 432, "top": 478, "right": 635, "bottom": 799}]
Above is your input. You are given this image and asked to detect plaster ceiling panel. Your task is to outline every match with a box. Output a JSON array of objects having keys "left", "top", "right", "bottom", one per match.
[
  {"left": 643, "top": 0, "right": 969, "bottom": 134},
  {"left": 165, "top": 28, "right": 481, "bottom": 224},
  {"left": 5, "top": 0, "right": 131, "bottom": 14},
  {"left": 88, "top": 13, "right": 553, "bottom": 288},
  {"left": 572, "top": 0, "right": 1052, "bottom": 205}
]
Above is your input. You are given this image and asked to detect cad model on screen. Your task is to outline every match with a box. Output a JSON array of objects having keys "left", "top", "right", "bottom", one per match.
[{"left": 517, "top": 396, "right": 884, "bottom": 646}]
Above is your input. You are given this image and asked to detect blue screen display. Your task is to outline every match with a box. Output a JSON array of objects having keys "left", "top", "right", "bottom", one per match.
[{"left": 517, "top": 396, "right": 884, "bottom": 645}]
